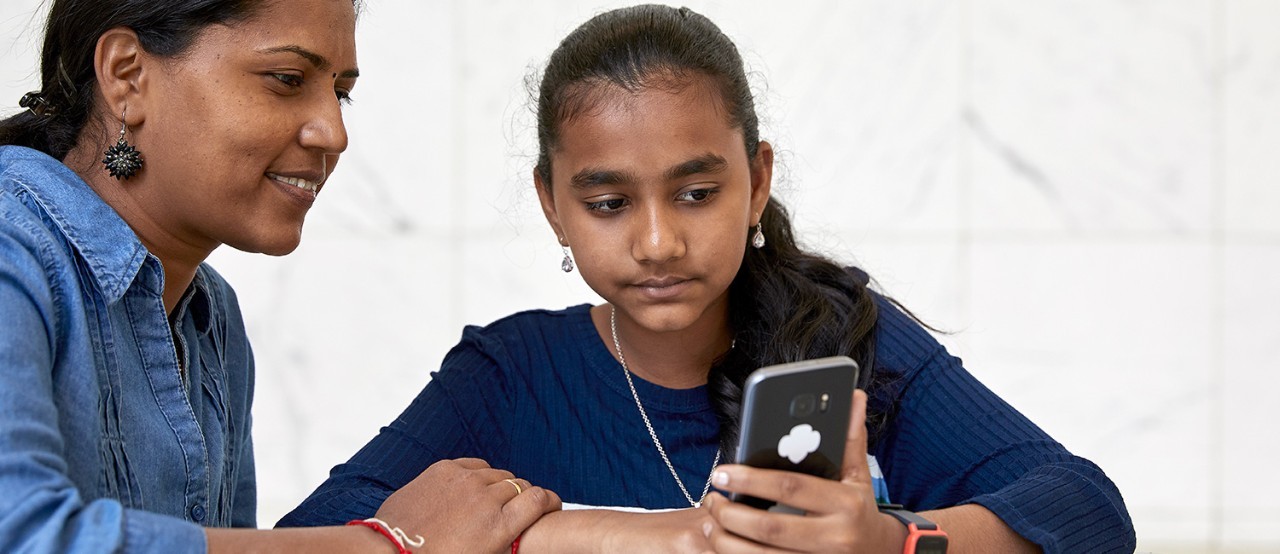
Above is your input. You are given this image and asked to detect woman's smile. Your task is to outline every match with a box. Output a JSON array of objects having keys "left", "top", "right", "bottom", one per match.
[{"left": 267, "top": 171, "right": 323, "bottom": 206}]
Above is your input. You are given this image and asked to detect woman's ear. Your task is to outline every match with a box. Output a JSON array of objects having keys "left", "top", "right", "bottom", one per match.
[
  {"left": 94, "top": 27, "right": 148, "bottom": 124},
  {"left": 749, "top": 140, "right": 774, "bottom": 223},
  {"left": 534, "top": 168, "right": 568, "bottom": 245}
]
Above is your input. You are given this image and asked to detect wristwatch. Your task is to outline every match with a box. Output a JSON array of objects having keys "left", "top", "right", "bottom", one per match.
[{"left": 877, "top": 504, "right": 949, "bottom": 554}]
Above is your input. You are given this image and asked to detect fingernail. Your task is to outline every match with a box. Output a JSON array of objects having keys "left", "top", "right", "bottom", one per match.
[
  {"left": 702, "top": 521, "right": 713, "bottom": 537},
  {"left": 712, "top": 470, "right": 729, "bottom": 487}
]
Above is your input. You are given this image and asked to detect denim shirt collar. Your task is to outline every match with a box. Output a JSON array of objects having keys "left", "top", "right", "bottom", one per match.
[{"left": 0, "top": 146, "right": 213, "bottom": 330}]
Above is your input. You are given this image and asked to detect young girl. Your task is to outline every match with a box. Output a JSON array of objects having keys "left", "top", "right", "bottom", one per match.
[
  {"left": 0, "top": 0, "right": 556, "bottom": 551},
  {"left": 281, "top": 5, "right": 1135, "bottom": 553}
]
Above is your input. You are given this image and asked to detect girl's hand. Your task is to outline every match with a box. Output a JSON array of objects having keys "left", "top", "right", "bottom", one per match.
[
  {"left": 704, "top": 390, "right": 907, "bottom": 553},
  {"left": 374, "top": 458, "right": 562, "bottom": 554}
]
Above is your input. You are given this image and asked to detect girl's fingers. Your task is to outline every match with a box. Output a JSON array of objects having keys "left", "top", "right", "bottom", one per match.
[
  {"left": 705, "top": 492, "right": 830, "bottom": 552},
  {"left": 712, "top": 465, "right": 846, "bottom": 515},
  {"left": 840, "top": 389, "right": 871, "bottom": 484}
]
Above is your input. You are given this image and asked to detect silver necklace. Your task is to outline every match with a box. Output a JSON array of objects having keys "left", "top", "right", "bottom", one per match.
[{"left": 609, "top": 305, "right": 721, "bottom": 508}]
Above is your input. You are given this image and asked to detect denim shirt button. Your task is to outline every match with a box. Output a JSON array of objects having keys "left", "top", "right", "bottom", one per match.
[{"left": 190, "top": 504, "right": 206, "bottom": 522}]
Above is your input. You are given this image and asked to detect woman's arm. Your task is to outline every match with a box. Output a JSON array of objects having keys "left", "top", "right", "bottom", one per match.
[
  {"left": 0, "top": 212, "right": 207, "bottom": 552},
  {"left": 209, "top": 459, "right": 561, "bottom": 553}
]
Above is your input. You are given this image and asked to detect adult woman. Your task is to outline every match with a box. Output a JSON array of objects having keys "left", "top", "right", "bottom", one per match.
[
  {"left": 0, "top": 0, "right": 557, "bottom": 551},
  {"left": 281, "top": 5, "right": 1135, "bottom": 553}
]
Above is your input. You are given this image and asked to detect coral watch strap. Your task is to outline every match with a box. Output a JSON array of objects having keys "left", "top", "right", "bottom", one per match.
[
  {"left": 877, "top": 504, "right": 949, "bottom": 554},
  {"left": 878, "top": 504, "right": 940, "bottom": 531}
]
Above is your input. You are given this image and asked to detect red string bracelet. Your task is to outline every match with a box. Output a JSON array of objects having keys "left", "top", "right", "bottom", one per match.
[
  {"left": 347, "top": 518, "right": 416, "bottom": 554},
  {"left": 511, "top": 533, "right": 522, "bottom": 554}
]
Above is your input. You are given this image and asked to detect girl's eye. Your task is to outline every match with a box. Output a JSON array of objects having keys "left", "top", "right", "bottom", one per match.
[
  {"left": 676, "top": 188, "right": 717, "bottom": 203},
  {"left": 336, "top": 90, "right": 354, "bottom": 106},
  {"left": 586, "top": 198, "right": 628, "bottom": 213}
]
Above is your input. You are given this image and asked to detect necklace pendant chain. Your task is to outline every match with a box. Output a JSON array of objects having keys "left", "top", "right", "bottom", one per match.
[{"left": 610, "top": 306, "right": 721, "bottom": 508}]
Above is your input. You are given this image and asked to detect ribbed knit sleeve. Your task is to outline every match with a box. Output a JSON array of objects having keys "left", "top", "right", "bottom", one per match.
[
  {"left": 276, "top": 325, "right": 515, "bottom": 527},
  {"left": 868, "top": 296, "right": 1136, "bottom": 553}
]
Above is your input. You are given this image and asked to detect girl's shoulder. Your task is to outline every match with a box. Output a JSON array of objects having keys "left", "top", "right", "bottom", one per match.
[
  {"left": 448, "top": 303, "right": 599, "bottom": 363},
  {"left": 866, "top": 288, "right": 950, "bottom": 380},
  {"left": 463, "top": 303, "right": 593, "bottom": 341}
]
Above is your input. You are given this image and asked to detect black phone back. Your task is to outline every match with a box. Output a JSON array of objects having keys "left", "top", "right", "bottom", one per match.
[{"left": 731, "top": 356, "right": 859, "bottom": 510}]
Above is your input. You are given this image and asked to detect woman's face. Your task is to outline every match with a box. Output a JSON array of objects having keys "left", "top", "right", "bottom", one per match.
[
  {"left": 130, "top": 0, "right": 358, "bottom": 256},
  {"left": 537, "top": 76, "right": 772, "bottom": 335}
]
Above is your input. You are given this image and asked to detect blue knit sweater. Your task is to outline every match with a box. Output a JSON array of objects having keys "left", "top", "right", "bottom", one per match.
[{"left": 279, "top": 297, "right": 1135, "bottom": 553}]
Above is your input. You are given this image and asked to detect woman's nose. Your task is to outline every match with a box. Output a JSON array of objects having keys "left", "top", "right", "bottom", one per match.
[{"left": 298, "top": 95, "right": 348, "bottom": 155}]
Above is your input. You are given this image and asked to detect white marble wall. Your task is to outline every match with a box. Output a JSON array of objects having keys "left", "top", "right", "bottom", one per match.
[{"left": 2, "top": 1, "right": 1277, "bottom": 551}]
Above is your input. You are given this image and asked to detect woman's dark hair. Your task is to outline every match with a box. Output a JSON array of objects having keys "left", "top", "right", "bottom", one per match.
[
  {"left": 2, "top": 0, "right": 298, "bottom": 159},
  {"left": 534, "top": 4, "right": 885, "bottom": 454}
]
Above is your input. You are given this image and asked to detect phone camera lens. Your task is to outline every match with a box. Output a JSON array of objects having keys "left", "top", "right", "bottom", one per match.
[{"left": 789, "top": 394, "right": 816, "bottom": 418}]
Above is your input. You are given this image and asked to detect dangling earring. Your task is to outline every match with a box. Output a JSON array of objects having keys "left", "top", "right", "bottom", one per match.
[
  {"left": 752, "top": 223, "right": 765, "bottom": 249},
  {"left": 102, "top": 107, "right": 143, "bottom": 180},
  {"left": 560, "top": 238, "right": 575, "bottom": 272}
]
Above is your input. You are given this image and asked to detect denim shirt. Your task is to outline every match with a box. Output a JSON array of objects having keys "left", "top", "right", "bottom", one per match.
[{"left": 0, "top": 146, "right": 256, "bottom": 552}]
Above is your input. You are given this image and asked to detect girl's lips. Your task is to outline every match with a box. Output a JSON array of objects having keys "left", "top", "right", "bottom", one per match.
[{"left": 633, "top": 277, "right": 692, "bottom": 300}]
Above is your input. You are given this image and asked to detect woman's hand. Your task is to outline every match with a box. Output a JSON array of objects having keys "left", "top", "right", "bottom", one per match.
[
  {"left": 704, "top": 390, "right": 906, "bottom": 553},
  {"left": 374, "top": 458, "right": 562, "bottom": 554}
]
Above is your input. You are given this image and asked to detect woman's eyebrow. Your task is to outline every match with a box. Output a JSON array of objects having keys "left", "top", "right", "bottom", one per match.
[{"left": 259, "top": 45, "right": 360, "bottom": 79}]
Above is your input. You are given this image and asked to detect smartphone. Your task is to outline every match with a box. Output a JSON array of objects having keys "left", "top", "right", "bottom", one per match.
[{"left": 730, "top": 355, "right": 859, "bottom": 510}]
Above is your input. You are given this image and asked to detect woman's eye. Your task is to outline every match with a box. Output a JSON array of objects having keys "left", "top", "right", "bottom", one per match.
[
  {"left": 676, "top": 188, "right": 716, "bottom": 203},
  {"left": 586, "top": 198, "right": 628, "bottom": 213},
  {"left": 336, "top": 90, "right": 354, "bottom": 106},
  {"left": 272, "top": 73, "right": 304, "bottom": 88}
]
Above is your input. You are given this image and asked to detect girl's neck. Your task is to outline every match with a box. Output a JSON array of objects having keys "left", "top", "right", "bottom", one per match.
[{"left": 592, "top": 302, "right": 734, "bottom": 389}]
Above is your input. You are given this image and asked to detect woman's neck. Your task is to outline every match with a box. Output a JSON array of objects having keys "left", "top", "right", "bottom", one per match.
[
  {"left": 67, "top": 146, "right": 213, "bottom": 315},
  {"left": 592, "top": 302, "right": 735, "bottom": 389}
]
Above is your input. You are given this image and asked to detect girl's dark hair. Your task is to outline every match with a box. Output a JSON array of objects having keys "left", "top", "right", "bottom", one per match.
[
  {"left": 2, "top": 0, "right": 281, "bottom": 159},
  {"left": 534, "top": 5, "right": 884, "bottom": 454}
]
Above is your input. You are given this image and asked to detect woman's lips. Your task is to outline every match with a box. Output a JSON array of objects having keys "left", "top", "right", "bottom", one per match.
[{"left": 267, "top": 172, "right": 320, "bottom": 205}]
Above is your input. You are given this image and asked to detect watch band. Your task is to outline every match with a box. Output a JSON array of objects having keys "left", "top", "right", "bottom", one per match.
[{"left": 878, "top": 504, "right": 949, "bottom": 554}]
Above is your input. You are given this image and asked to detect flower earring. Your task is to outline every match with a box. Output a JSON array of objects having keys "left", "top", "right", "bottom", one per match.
[
  {"left": 102, "top": 108, "right": 143, "bottom": 180},
  {"left": 752, "top": 223, "right": 765, "bottom": 249},
  {"left": 560, "top": 238, "right": 575, "bottom": 272}
]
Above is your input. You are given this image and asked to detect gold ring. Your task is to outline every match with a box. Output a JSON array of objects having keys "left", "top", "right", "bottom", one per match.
[{"left": 504, "top": 478, "right": 523, "bottom": 495}]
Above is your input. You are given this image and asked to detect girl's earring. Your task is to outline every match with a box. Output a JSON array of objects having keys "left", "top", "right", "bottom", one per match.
[
  {"left": 102, "top": 107, "right": 143, "bottom": 180},
  {"left": 752, "top": 224, "right": 766, "bottom": 249},
  {"left": 560, "top": 240, "right": 575, "bottom": 272}
]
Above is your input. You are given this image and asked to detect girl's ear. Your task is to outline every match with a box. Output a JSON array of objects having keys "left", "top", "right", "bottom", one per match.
[
  {"left": 749, "top": 141, "right": 774, "bottom": 224},
  {"left": 534, "top": 168, "right": 568, "bottom": 245}
]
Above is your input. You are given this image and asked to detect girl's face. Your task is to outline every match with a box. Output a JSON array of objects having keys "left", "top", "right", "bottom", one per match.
[
  {"left": 127, "top": 0, "right": 358, "bottom": 256},
  {"left": 537, "top": 76, "right": 772, "bottom": 336}
]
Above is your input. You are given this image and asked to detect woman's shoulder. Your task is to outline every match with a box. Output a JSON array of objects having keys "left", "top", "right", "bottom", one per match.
[
  {"left": 0, "top": 149, "right": 77, "bottom": 277},
  {"left": 0, "top": 145, "right": 73, "bottom": 192}
]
